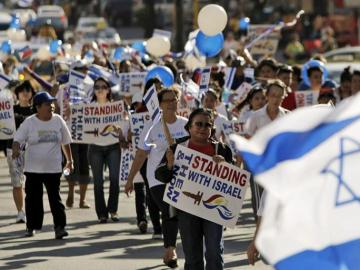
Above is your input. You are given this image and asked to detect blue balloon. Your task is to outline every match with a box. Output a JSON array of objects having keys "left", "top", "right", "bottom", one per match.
[
  {"left": 195, "top": 31, "right": 224, "bottom": 58},
  {"left": 1, "top": 40, "right": 12, "bottom": 54},
  {"left": 131, "top": 41, "right": 146, "bottom": 54},
  {"left": 301, "top": 60, "right": 328, "bottom": 87},
  {"left": 145, "top": 66, "right": 174, "bottom": 87},
  {"left": 239, "top": 17, "right": 250, "bottom": 30},
  {"left": 113, "top": 47, "right": 124, "bottom": 60},
  {"left": 49, "top": 40, "right": 62, "bottom": 55}
]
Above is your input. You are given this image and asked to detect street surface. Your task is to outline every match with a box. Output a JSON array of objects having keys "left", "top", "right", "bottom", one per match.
[{"left": 0, "top": 156, "right": 272, "bottom": 270}]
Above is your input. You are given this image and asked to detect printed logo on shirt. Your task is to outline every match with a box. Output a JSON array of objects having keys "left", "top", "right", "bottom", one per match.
[{"left": 38, "top": 130, "right": 58, "bottom": 143}]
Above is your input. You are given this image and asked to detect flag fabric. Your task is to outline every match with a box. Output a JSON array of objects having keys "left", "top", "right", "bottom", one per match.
[
  {"left": 17, "top": 46, "right": 33, "bottom": 61},
  {"left": 143, "top": 84, "right": 161, "bottom": 123},
  {"left": 199, "top": 67, "right": 211, "bottom": 94},
  {"left": 180, "top": 73, "right": 200, "bottom": 102},
  {"left": 224, "top": 67, "right": 236, "bottom": 89},
  {"left": 229, "top": 95, "right": 360, "bottom": 270},
  {"left": 87, "top": 64, "right": 118, "bottom": 87},
  {"left": 0, "top": 73, "right": 11, "bottom": 89}
]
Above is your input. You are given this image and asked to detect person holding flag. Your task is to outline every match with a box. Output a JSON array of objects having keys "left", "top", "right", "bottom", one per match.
[{"left": 125, "top": 87, "right": 188, "bottom": 268}]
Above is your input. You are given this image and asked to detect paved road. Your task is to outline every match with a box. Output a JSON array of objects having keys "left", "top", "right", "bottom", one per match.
[{"left": 0, "top": 156, "right": 272, "bottom": 270}]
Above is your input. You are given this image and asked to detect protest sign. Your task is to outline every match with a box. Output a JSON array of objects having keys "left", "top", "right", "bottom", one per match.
[
  {"left": 69, "top": 100, "right": 126, "bottom": 145},
  {"left": 246, "top": 25, "right": 280, "bottom": 58},
  {"left": 119, "top": 145, "right": 135, "bottom": 185},
  {"left": 295, "top": 91, "right": 319, "bottom": 107},
  {"left": 199, "top": 67, "right": 211, "bottom": 93},
  {"left": 117, "top": 72, "right": 146, "bottom": 96},
  {"left": 0, "top": 98, "right": 15, "bottom": 139},
  {"left": 129, "top": 112, "right": 150, "bottom": 149},
  {"left": 163, "top": 145, "right": 250, "bottom": 227}
]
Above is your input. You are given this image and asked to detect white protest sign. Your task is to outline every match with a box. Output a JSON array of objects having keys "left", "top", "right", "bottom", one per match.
[
  {"left": 0, "top": 73, "right": 11, "bottom": 89},
  {"left": 0, "top": 98, "right": 15, "bottom": 139},
  {"left": 129, "top": 112, "right": 150, "bottom": 149},
  {"left": 117, "top": 72, "right": 146, "bottom": 96},
  {"left": 199, "top": 67, "right": 211, "bottom": 94},
  {"left": 244, "top": 68, "right": 255, "bottom": 80},
  {"left": 69, "top": 100, "right": 126, "bottom": 145},
  {"left": 163, "top": 145, "right": 250, "bottom": 227},
  {"left": 119, "top": 145, "right": 135, "bottom": 185},
  {"left": 295, "top": 91, "right": 319, "bottom": 108},
  {"left": 246, "top": 25, "right": 280, "bottom": 57}
]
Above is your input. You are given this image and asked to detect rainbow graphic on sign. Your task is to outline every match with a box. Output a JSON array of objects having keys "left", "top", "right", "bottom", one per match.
[
  {"left": 100, "top": 124, "right": 120, "bottom": 138},
  {"left": 202, "top": 194, "right": 234, "bottom": 220}
]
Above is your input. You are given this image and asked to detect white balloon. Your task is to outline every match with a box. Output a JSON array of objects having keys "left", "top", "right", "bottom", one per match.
[
  {"left": 198, "top": 4, "right": 228, "bottom": 36},
  {"left": 184, "top": 54, "right": 206, "bottom": 70},
  {"left": 146, "top": 36, "right": 171, "bottom": 57}
]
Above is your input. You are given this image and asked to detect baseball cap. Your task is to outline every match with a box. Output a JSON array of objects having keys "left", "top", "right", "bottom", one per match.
[{"left": 33, "top": 91, "right": 57, "bottom": 106}]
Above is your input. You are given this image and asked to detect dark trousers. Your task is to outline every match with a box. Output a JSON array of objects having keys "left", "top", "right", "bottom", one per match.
[
  {"left": 88, "top": 144, "right": 120, "bottom": 219},
  {"left": 134, "top": 160, "right": 162, "bottom": 233},
  {"left": 24, "top": 172, "right": 66, "bottom": 230},
  {"left": 150, "top": 184, "right": 178, "bottom": 248},
  {"left": 66, "top": 143, "right": 90, "bottom": 184},
  {"left": 178, "top": 210, "right": 224, "bottom": 270}
]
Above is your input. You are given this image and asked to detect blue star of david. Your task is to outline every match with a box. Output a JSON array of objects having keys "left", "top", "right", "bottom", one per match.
[{"left": 321, "top": 137, "right": 360, "bottom": 207}]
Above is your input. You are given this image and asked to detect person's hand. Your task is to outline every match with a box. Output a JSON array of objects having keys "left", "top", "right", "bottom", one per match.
[
  {"left": 124, "top": 179, "right": 134, "bottom": 197},
  {"left": 64, "top": 161, "right": 74, "bottom": 173},
  {"left": 50, "top": 82, "right": 59, "bottom": 96},
  {"left": 166, "top": 148, "right": 174, "bottom": 170},
  {"left": 213, "top": 155, "right": 225, "bottom": 164},
  {"left": 247, "top": 240, "right": 259, "bottom": 265},
  {"left": 12, "top": 148, "right": 20, "bottom": 159}
]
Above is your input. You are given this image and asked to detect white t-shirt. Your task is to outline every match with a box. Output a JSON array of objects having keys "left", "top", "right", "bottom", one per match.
[
  {"left": 139, "top": 116, "right": 188, "bottom": 188},
  {"left": 14, "top": 114, "right": 72, "bottom": 173},
  {"left": 245, "top": 105, "right": 289, "bottom": 137}
]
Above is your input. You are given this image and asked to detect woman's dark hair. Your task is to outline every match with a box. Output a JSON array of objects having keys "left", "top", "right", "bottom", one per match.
[
  {"left": 307, "top": 66, "right": 323, "bottom": 78},
  {"left": 14, "top": 80, "right": 35, "bottom": 99},
  {"left": 236, "top": 85, "right": 265, "bottom": 111},
  {"left": 157, "top": 87, "right": 180, "bottom": 103},
  {"left": 292, "top": 65, "right": 302, "bottom": 82},
  {"left": 340, "top": 66, "right": 352, "bottom": 83},
  {"left": 144, "top": 77, "right": 163, "bottom": 93},
  {"left": 91, "top": 77, "right": 112, "bottom": 102},
  {"left": 257, "top": 58, "right": 278, "bottom": 72},
  {"left": 184, "top": 108, "right": 214, "bottom": 132}
]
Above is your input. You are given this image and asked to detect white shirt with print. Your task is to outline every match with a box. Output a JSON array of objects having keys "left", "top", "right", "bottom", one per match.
[
  {"left": 14, "top": 114, "right": 72, "bottom": 173},
  {"left": 139, "top": 116, "right": 188, "bottom": 188}
]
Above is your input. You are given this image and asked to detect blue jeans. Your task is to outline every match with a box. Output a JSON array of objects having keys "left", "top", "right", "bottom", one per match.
[
  {"left": 88, "top": 144, "right": 120, "bottom": 219},
  {"left": 178, "top": 210, "right": 224, "bottom": 270}
]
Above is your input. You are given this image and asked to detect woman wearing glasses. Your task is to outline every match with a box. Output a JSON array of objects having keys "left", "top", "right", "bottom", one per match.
[
  {"left": 155, "top": 108, "right": 233, "bottom": 270},
  {"left": 88, "top": 77, "right": 121, "bottom": 223},
  {"left": 125, "top": 88, "right": 188, "bottom": 268}
]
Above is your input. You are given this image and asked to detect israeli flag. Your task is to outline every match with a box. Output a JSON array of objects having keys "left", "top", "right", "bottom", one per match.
[
  {"left": 0, "top": 73, "right": 11, "bottom": 90},
  {"left": 224, "top": 67, "right": 236, "bottom": 89},
  {"left": 229, "top": 95, "right": 360, "bottom": 270},
  {"left": 199, "top": 67, "right": 211, "bottom": 97},
  {"left": 143, "top": 84, "right": 161, "bottom": 123}
]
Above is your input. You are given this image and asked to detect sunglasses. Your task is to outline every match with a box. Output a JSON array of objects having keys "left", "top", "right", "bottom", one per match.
[
  {"left": 94, "top": 85, "right": 109, "bottom": 91},
  {"left": 193, "top": 121, "right": 212, "bottom": 129}
]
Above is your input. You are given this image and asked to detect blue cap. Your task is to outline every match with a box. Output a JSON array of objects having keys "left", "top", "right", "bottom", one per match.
[{"left": 33, "top": 91, "right": 57, "bottom": 106}]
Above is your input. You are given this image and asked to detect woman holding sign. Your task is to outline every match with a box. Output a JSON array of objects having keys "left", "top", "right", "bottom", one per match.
[
  {"left": 155, "top": 108, "right": 233, "bottom": 270},
  {"left": 88, "top": 77, "right": 121, "bottom": 223}
]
